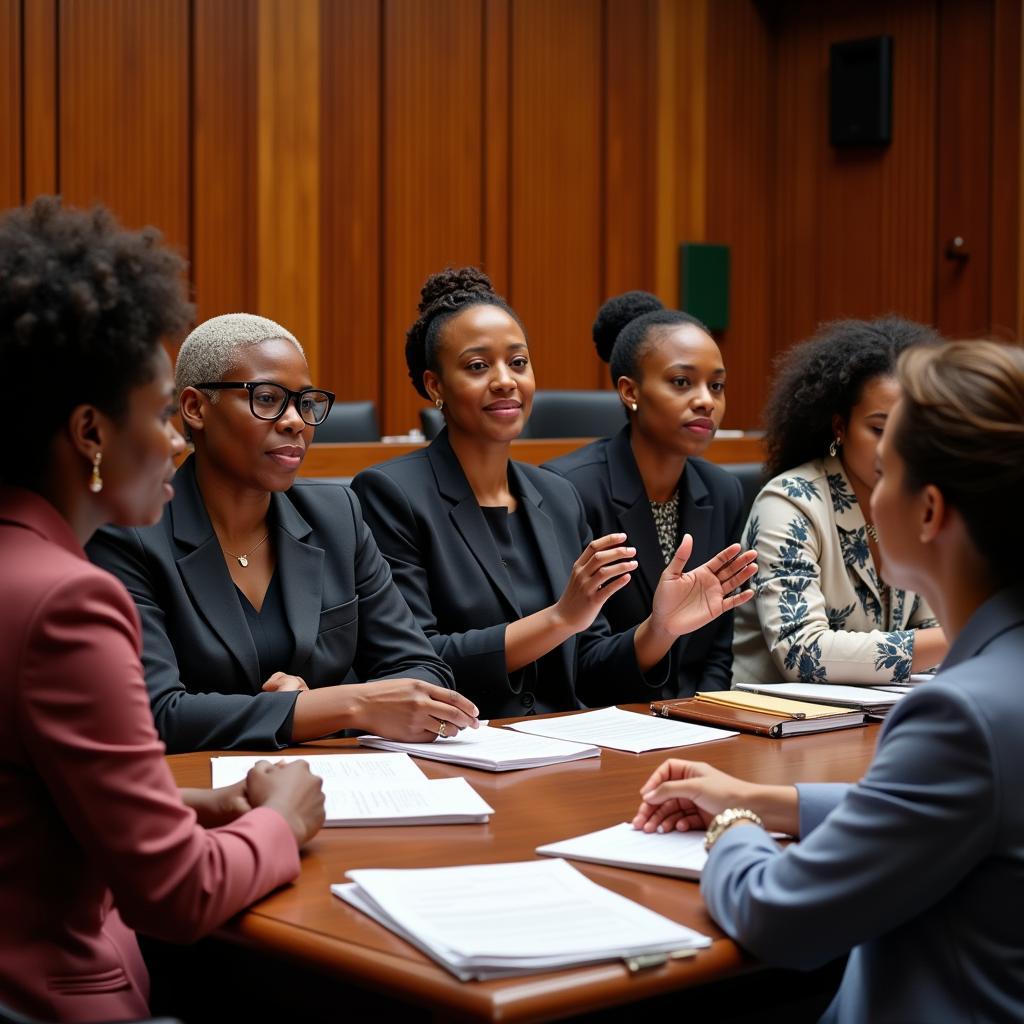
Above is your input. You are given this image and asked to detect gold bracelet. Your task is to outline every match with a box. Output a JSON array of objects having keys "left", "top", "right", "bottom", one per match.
[{"left": 704, "top": 807, "right": 764, "bottom": 851}]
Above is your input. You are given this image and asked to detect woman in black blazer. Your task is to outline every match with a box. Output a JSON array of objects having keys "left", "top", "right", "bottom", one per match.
[
  {"left": 88, "top": 313, "right": 475, "bottom": 752},
  {"left": 545, "top": 292, "right": 745, "bottom": 697},
  {"left": 351, "top": 269, "right": 755, "bottom": 719}
]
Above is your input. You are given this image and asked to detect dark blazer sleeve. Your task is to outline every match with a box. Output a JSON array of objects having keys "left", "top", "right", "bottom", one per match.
[
  {"left": 695, "top": 470, "right": 745, "bottom": 692},
  {"left": 88, "top": 526, "right": 300, "bottom": 752},
  {"left": 352, "top": 467, "right": 511, "bottom": 692},
  {"left": 343, "top": 486, "right": 456, "bottom": 689}
]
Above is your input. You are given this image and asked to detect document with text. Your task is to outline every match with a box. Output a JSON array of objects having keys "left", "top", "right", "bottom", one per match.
[
  {"left": 332, "top": 858, "right": 710, "bottom": 980},
  {"left": 506, "top": 706, "right": 737, "bottom": 753},
  {"left": 210, "top": 752, "right": 427, "bottom": 788},
  {"left": 359, "top": 724, "right": 599, "bottom": 771}
]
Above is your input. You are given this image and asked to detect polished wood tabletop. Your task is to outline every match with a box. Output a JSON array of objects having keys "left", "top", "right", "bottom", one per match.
[{"left": 167, "top": 707, "right": 878, "bottom": 1023}]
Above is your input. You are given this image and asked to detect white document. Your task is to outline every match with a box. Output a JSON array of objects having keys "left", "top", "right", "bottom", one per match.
[
  {"left": 736, "top": 681, "right": 904, "bottom": 712},
  {"left": 321, "top": 777, "right": 493, "bottom": 827},
  {"left": 537, "top": 822, "right": 708, "bottom": 879},
  {"left": 358, "top": 724, "right": 599, "bottom": 771},
  {"left": 210, "top": 752, "right": 427, "bottom": 789},
  {"left": 506, "top": 706, "right": 737, "bottom": 753},
  {"left": 332, "top": 858, "right": 710, "bottom": 980}
]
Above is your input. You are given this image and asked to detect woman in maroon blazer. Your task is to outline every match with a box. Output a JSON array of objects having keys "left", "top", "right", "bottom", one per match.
[{"left": 0, "top": 198, "right": 324, "bottom": 1022}]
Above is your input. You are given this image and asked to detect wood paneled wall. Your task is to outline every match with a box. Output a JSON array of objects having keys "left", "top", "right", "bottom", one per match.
[{"left": 2, "top": 0, "right": 1022, "bottom": 433}]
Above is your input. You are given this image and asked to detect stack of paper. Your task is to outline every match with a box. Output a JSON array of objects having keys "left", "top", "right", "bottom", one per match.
[
  {"left": 332, "top": 859, "right": 710, "bottom": 980},
  {"left": 210, "top": 753, "right": 493, "bottom": 826},
  {"left": 358, "top": 724, "right": 600, "bottom": 771},
  {"left": 506, "top": 705, "right": 737, "bottom": 752},
  {"left": 538, "top": 823, "right": 708, "bottom": 879},
  {"left": 736, "top": 681, "right": 905, "bottom": 716}
]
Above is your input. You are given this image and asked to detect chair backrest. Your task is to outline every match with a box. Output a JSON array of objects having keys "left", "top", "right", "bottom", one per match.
[
  {"left": 419, "top": 406, "right": 445, "bottom": 440},
  {"left": 719, "top": 461, "right": 767, "bottom": 532},
  {"left": 313, "top": 400, "right": 380, "bottom": 443},
  {"left": 520, "top": 390, "right": 624, "bottom": 439}
]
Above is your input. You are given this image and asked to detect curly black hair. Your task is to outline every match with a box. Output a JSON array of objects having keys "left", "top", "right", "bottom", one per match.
[
  {"left": 763, "top": 316, "right": 942, "bottom": 479},
  {"left": 592, "top": 291, "right": 709, "bottom": 387},
  {"left": 404, "top": 266, "right": 523, "bottom": 399},
  {"left": 0, "top": 196, "right": 193, "bottom": 487}
]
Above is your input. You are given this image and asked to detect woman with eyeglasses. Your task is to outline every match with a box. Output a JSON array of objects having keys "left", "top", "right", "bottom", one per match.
[
  {"left": 632, "top": 341, "right": 1024, "bottom": 1022},
  {"left": 0, "top": 198, "right": 325, "bottom": 1022},
  {"left": 88, "top": 313, "right": 477, "bottom": 752}
]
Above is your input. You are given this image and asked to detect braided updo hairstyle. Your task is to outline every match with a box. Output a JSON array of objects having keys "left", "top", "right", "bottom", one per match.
[
  {"left": 895, "top": 340, "right": 1024, "bottom": 584},
  {"left": 405, "top": 266, "right": 524, "bottom": 399},
  {"left": 592, "top": 291, "right": 710, "bottom": 387}
]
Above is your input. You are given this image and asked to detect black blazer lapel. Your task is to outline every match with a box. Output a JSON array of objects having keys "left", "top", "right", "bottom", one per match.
[
  {"left": 271, "top": 492, "right": 325, "bottom": 672},
  {"left": 513, "top": 465, "right": 563, "bottom": 605},
  {"left": 170, "top": 460, "right": 261, "bottom": 689},
  {"left": 606, "top": 428, "right": 664, "bottom": 596},
  {"left": 428, "top": 433, "right": 522, "bottom": 617}
]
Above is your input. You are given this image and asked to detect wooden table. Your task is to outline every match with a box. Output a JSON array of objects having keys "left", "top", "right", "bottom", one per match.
[{"left": 167, "top": 708, "right": 877, "bottom": 1022}]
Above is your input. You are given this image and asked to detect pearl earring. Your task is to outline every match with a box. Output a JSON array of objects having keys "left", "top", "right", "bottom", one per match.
[{"left": 89, "top": 451, "right": 104, "bottom": 494}]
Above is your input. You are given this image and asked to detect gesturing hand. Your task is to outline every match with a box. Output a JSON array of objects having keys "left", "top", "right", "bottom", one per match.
[
  {"left": 650, "top": 535, "right": 757, "bottom": 639},
  {"left": 552, "top": 533, "right": 638, "bottom": 634}
]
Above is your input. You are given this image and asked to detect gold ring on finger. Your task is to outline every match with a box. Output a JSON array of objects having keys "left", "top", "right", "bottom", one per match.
[{"left": 437, "top": 721, "right": 447, "bottom": 738}]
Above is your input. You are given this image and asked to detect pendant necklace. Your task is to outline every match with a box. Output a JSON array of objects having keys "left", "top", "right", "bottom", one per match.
[{"left": 222, "top": 533, "right": 269, "bottom": 568}]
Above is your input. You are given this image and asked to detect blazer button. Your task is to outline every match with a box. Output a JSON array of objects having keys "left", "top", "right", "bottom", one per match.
[{"left": 521, "top": 692, "right": 535, "bottom": 709}]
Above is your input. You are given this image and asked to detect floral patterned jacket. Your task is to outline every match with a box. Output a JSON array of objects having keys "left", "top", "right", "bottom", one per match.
[{"left": 732, "top": 455, "right": 938, "bottom": 685}]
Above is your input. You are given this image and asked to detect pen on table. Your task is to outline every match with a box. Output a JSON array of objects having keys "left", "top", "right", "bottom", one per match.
[{"left": 624, "top": 948, "right": 699, "bottom": 972}]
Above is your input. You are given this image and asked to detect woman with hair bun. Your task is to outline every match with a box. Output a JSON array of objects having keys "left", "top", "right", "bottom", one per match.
[
  {"left": 632, "top": 340, "right": 1024, "bottom": 1022},
  {"left": 732, "top": 317, "right": 947, "bottom": 685},
  {"left": 352, "top": 269, "right": 756, "bottom": 719},
  {"left": 544, "top": 291, "right": 745, "bottom": 697}
]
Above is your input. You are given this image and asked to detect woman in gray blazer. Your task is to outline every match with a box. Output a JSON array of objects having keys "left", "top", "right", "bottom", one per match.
[
  {"left": 352, "top": 268, "right": 756, "bottom": 719},
  {"left": 634, "top": 340, "right": 1024, "bottom": 1023},
  {"left": 88, "top": 314, "right": 475, "bottom": 752}
]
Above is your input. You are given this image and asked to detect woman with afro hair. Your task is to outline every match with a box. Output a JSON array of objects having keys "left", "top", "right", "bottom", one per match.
[
  {"left": 731, "top": 317, "right": 947, "bottom": 685},
  {"left": 544, "top": 291, "right": 746, "bottom": 697},
  {"left": 352, "top": 268, "right": 757, "bottom": 719}
]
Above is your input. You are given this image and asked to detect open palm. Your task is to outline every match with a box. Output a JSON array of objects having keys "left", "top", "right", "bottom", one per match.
[{"left": 651, "top": 534, "right": 757, "bottom": 637}]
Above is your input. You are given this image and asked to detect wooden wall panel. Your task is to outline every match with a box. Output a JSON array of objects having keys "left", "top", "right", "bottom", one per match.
[
  {"left": 59, "top": 0, "right": 189, "bottom": 249},
  {"left": 990, "top": 0, "right": 1023, "bottom": 339},
  {"left": 603, "top": 0, "right": 656, "bottom": 313},
  {"left": 483, "top": 0, "right": 511, "bottom": 293},
  {"left": 382, "top": 0, "right": 484, "bottom": 435},
  {"left": 320, "top": 0, "right": 381, "bottom": 403},
  {"left": 0, "top": 0, "right": 21, "bottom": 209},
  {"left": 256, "top": 0, "right": 321, "bottom": 375},
  {"left": 510, "top": 0, "right": 604, "bottom": 392},
  {"left": 935, "top": 0, "right": 994, "bottom": 337},
  {"left": 705, "top": 0, "right": 775, "bottom": 430},
  {"left": 192, "top": 0, "right": 257, "bottom": 323},
  {"left": 22, "top": 0, "right": 57, "bottom": 200}
]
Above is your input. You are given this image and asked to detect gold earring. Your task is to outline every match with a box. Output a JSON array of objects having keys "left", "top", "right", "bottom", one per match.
[
  {"left": 828, "top": 436, "right": 840, "bottom": 457},
  {"left": 630, "top": 402, "right": 638, "bottom": 412},
  {"left": 435, "top": 398, "right": 444, "bottom": 411},
  {"left": 89, "top": 451, "right": 104, "bottom": 494}
]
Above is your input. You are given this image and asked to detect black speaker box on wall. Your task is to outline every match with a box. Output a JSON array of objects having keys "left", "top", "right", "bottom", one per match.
[{"left": 829, "top": 35, "right": 892, "bottom": 147}]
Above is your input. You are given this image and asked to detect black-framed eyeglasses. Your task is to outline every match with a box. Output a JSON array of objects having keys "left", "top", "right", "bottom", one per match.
[{"left": 196, "top": 381, "right": 336, "bottom": 426}]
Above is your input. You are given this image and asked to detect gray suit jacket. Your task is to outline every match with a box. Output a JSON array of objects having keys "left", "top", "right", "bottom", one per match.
[
  {"left": 87, "top": 458, "right": 453, "bottom": 752},
  {"left": 702, "top": 584, "right": 1024, "bottom": 1023}
]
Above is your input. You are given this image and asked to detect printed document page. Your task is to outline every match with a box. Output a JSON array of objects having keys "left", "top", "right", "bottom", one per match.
[
  {"left": 322, "top": 776, "right": 493, "bottom": 826},
  {"left": 506, "top": 706, "right": 737, "bottom": 753},
  {"left": 210, "top": 752, "right": 426, "bottom": 788}
]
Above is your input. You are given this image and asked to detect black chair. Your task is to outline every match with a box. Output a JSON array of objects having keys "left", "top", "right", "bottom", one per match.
[
  {"left": 419, "top": 406, "right": 444, "bottom": 440},
  {"left": 312, "top": 400, "right": 380, "bottom": 443},
  {"left": 720, "top": 461, "right": 766, "bottom": 530},
  {"left": 520, "top": 390, "right": 624, "bottom": 439}
]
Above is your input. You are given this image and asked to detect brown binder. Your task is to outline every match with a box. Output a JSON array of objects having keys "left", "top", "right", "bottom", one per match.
[{"left": 649, "top": 698, "right": 866, "bottom": 738}]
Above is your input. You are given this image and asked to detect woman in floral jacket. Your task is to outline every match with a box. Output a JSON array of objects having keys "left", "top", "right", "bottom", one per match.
[{"left": 732, "top": 318, "right": 948, "bottom": 685}]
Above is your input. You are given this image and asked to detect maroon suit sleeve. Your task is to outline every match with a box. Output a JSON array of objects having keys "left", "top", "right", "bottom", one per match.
[{"left": 15, "top": 567, "right": 300, "bottom": 943}]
